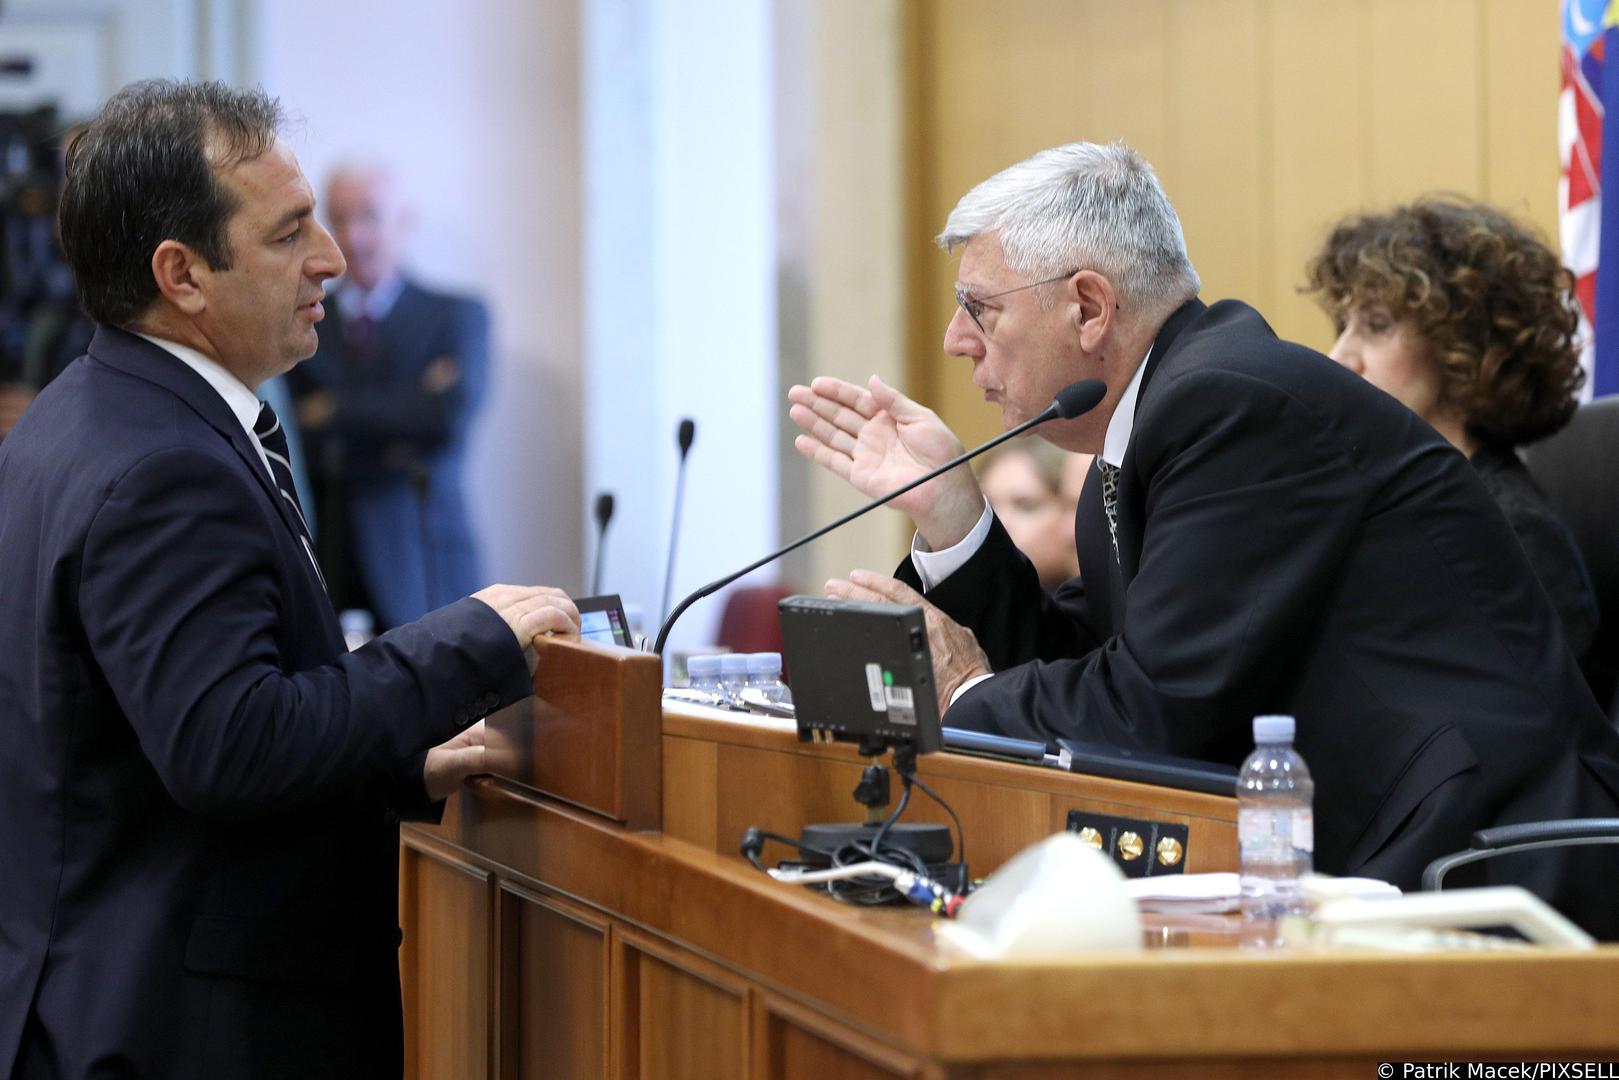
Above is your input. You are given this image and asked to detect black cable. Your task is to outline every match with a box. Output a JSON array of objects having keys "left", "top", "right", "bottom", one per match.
[
  {"left": 897, "top": 766, "right": 967, "bottom": 873},
  {"left": 742, "top": 748, "right": 973, "bottom": 906},
  {"left": 829, "top": 780, "right": 929, "bottom": 906}
]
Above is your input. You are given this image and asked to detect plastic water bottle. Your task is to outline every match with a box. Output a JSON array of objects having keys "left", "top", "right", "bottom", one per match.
[
  {"left": 719, "top": 654, "right": 751, "bottom": 704},
  {"left": 1238, "top": 714, "right": 1314, "bottom": 948},
  {"left": 686, "top": 655, "right": 727, "bottom": 701},
  {"left": 744, "top": 652, "right": 793, "bottom": 705},
  {"left": 339, "top": 609, "right": 375, "bottom": 652}
]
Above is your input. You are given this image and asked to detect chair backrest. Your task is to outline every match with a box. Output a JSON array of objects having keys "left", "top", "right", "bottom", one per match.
[{"left": 1524, "top": 396, "right": 1619, "bottom": 713}]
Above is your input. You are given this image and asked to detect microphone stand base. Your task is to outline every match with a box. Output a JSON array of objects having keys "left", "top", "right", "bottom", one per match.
[{"left": 797, "top": 821, "right": 955, "bottom": 866}]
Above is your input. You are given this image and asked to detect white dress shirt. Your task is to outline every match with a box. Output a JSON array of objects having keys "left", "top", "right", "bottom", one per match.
[
  {"left": 337, "top": 274, "right": 405, "bottom": 324},
  {"left": 136, "top": 333, "right": 274, "bottom": 483}
]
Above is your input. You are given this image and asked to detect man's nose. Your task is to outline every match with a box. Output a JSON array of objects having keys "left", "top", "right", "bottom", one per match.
[
  {"left": 943, "top": 305, "right": 984, "bottom": 359},
  {"left": 310, "top": 220, "right": 347, "bottom": 281}
]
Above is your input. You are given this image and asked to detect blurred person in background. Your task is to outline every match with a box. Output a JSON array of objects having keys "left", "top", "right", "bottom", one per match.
[
  {"left": 289, "top": 163, "right": 488, "bottom": 629},
  {"left": 1307, "top": 197, "right": 1599, "bottom": 665},
  {"left": 0, "top": 121, "right": 92, "bottom": 443},
  {"left": 976, "top": 435, "right": 1086, "bottom": 589}
]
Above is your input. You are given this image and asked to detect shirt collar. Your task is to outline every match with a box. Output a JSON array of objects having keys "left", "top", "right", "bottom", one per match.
[
  {"left": 134, "top": 332, "right": 263, "bottom": 440},
  {"left": 1101, "top": 344, "right": 1152, "bottom": 468},
  {"left": 338, "top": 273, "right": 405, "bottom": 322}
]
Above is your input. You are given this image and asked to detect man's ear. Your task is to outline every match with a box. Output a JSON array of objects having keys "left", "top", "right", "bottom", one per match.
[
  {"left": 1067, "top": 269, "right": 1116, "bottom": 353},
  {"left": 150, "top": 240, "right": 208, "bottom": 316}
]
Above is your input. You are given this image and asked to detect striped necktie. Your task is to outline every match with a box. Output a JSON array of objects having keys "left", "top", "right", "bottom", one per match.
[
  {"left": 1097, "top": 458, "right": 1121, "bottom": 564},
  {"left": 253, "top": 401, "right": 327, "bottom": 593}
]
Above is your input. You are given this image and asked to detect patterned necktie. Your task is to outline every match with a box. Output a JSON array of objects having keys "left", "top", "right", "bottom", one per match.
[
  {"left": 253, "top": 401, "right": 327, "bottom": 593},
  {"left": 347, "top": 313, "right": 376, "bottom": 367},
  {"left": 1097, "top": 458, "right": 1121, "bottom": 563}
]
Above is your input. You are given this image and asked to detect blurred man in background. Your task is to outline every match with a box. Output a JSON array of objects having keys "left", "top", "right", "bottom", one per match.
[{"left": 290, "top": 164, "right": 489, "bottom": 629}]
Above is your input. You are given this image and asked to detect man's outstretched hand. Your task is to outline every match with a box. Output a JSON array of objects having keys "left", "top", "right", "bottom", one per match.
[{"left": 788, "top": 375, "right": 985, "bottom": 550}]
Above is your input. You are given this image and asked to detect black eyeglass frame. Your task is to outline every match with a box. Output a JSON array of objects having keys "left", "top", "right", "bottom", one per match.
[{"left": 954, "top": 270, "right": 1079, "bottom": 334}]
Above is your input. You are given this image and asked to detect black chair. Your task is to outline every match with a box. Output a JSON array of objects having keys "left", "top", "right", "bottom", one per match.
[
  {"left": 1524, "top": 396, "right": 1619, "bottom": 717},
  {"left": 1422, "top": 819, "right": 1619, "bottom": 890}
]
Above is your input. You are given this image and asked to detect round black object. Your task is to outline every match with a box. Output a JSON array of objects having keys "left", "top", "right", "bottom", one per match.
[{"left": 797, "top": 822, "right": 954, "bottom": 867}]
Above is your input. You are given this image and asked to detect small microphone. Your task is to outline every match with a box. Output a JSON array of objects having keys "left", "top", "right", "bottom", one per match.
[
  {"left": 590, "top": 491, "right": 615, "bottom": 595},
  {"left": 651, "top": 379, "right": 1106, "bottom": 654},
  {"left": 659, "top": 417, "right": 697, "bottom": 623}
]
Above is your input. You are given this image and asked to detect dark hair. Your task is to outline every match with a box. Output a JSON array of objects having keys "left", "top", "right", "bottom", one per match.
[
  {"left": 1305, "top": 197, "right": 1584, "bottom": 448},
  {"left": 58, "top": 79, "right": 283, "bottom": 329}
]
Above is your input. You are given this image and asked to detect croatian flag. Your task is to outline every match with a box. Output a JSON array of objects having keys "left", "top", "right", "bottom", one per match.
[{"left": 1562, "top": 0, "right": 1619, "bottom": 398}]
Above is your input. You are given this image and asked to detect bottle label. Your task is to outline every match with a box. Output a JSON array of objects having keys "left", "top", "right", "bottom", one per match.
[
  {"left": 1292, "top": 808, "right": 1314, "bottom": 854},
  {"left": 1238, "top": 807, "right": 1314, "bottom": 858}
]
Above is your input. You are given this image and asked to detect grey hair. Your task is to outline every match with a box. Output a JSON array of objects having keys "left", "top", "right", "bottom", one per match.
[{"left": 938, "top": 141, "right": 1200, "bottom": 313}]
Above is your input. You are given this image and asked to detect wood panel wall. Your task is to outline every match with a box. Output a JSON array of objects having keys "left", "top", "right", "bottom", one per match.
[{"left": 904, "top": 0, "right": 1560, "bottom": 447}]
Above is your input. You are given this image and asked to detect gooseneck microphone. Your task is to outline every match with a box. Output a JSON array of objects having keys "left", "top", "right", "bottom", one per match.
[
  {"left": 651, "top": 379, "right": 1106, "bottom": 655},
  {"left": 589, "top": 491, "right": 615, "bottom": 595},
  {"left": 659, "top": 418, "right": 697, "bottom": 623}
]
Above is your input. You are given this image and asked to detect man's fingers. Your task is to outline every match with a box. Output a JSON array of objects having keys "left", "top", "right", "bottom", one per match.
[
  {"left": 844, "top": 569, "right": 925, "bottom": 605},
  {"left": 520, "top": 602, "right": 580, "bottom": 641},
  {"left": 787, "top": 403, "right": 860, "bottom": 461},
  {"left": 471, "top": 584, "right": 581, "bottom": 649},
  {"left": 806, "top": 375, "right": 877, "bottom": 419},
  {"left": 796, "top": 388, "right": 877, "bottom": 446},
  {"left": 825, "top": 577, "right": 881, "bottom": 603},
  {"left": 793, "top": 434, "right": 855, "bottom": 481}
]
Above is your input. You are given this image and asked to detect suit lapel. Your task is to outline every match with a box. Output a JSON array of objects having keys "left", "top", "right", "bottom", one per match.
[
  {"left": 1112, "top": 298, "right": 1207, "bottom": 596},
  {"left": 87, "top": 327, "right": 313, "bottom": 552}
]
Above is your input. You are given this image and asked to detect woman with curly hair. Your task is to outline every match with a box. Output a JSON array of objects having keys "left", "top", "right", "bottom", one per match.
[{"left": 1306, "top": 197, "right": 1599, "bottom": 663}]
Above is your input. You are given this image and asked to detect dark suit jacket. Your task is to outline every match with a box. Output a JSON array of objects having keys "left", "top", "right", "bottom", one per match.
[
  {"left": 1471, "top": 444, "right": 1600, "bottom": 665},
  {"left": 906, "top": 299, "right": 1619, "bottom": 937},
  {"left": 0, "top": 328, "right": 531, "bottom": 1078},
  {"left": 291, "top": 279, "right": 489, "bottom": 627}
]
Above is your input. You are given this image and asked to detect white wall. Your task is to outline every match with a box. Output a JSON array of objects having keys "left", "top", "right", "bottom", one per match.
[
  {"left": 584, "top": 0, "right": 778, "bottom": 655},
  {"left": 248, "top": 0, "right": 584, "bottom": 595}
]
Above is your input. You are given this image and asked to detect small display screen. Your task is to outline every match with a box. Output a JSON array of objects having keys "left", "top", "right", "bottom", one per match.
[{"left": 576, "top": 594, "right": 632, "bottom": 647}]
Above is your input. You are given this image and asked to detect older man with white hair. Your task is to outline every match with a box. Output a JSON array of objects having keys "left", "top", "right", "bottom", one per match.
[
  {"left": 290, "top": 163, "right": 490, "bottom": 629},
  {"left": 789, "top": 141, "right": 1619, "bottom": 937}
]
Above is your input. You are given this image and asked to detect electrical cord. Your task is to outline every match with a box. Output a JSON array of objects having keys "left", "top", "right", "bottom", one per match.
[
  {"left": 896, "top": 766, "right": 966, "bottom": 873},
  {"left": 739, "top": 754, "right": 972, "bottom": 914}
]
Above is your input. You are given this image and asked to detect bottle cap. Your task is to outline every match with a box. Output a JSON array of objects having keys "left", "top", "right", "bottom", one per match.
[
  {"left": 687, "top": 654, "right": 722, "bottom": 679},
  {"left": 719, "top": 653, "right": 750, "bottom": 677},
  {"left": 745, "top": 652, "right": 782, "bottom": 676},
  {"left": 1252, "top": 714, "right": 1295, "bottom": 743}
]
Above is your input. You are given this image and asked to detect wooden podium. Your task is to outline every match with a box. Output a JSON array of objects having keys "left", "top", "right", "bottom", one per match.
[{"left": 399, "top": 638, "right": 1619, "bottom": 1078}]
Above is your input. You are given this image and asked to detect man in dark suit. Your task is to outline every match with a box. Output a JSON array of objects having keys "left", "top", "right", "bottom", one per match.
[
  {"left": 289, "top": 164, "right": 488, "bottom": 629},
  {"left": 0, "top": 80, "right": 580, "bottom": 1078},
  {"left": 789, "top": 141, "right": 1619, "bottom": 936}
]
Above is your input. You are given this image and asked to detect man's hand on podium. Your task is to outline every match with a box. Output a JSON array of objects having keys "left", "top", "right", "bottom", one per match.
[
  {"left": 424, "top": 719, "right": 487, "bottom": 801},
  {"left": 472, "top": 584, "right": 581, "bottom": 673}
]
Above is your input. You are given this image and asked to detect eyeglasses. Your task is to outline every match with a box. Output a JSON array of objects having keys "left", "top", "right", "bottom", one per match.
[{"left": 954, "top": 270, "right": 1077, "bottom": 334}]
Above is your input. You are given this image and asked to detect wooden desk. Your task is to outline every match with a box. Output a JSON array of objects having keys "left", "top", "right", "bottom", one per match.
[{"left": 400, "top": 697, "right": 1619, "bottom": 1078}]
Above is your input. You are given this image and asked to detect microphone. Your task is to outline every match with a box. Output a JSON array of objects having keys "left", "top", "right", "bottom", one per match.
[
  {"left": 589, "top": 491, "right": 615, "bottom": 595},
  {"left": 659, "top": 418, "right": 697, "bottom": 623},
  {"left": 651, "top": 379, "right": 1106, "bottom": 655}
]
